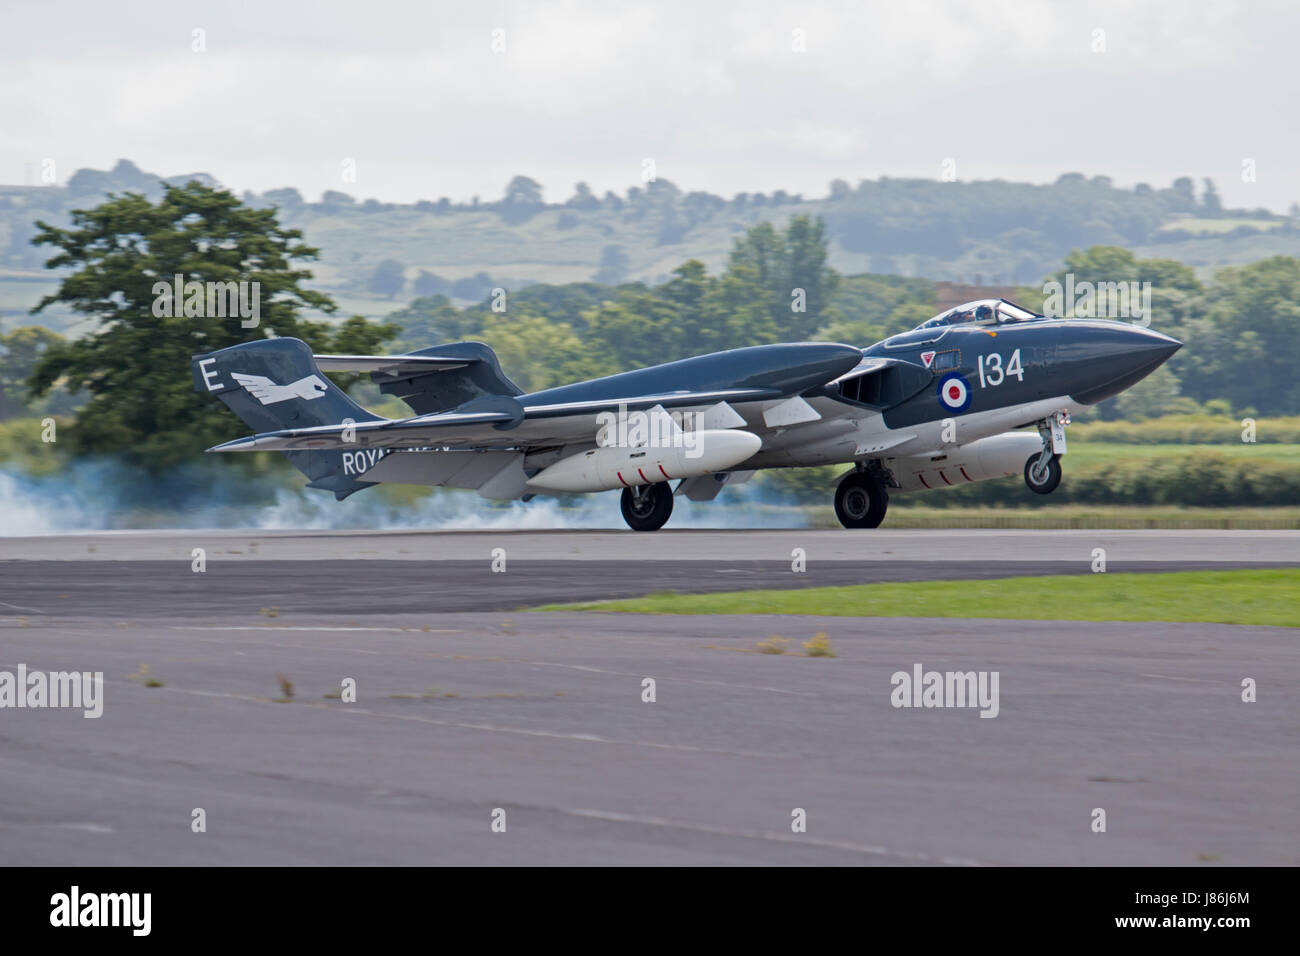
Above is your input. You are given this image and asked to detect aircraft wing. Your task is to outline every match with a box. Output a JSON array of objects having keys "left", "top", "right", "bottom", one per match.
[
  {"left": 316, "top": 342, "right": 525, "bottom": 415},
  {"left": 314, "top": 354, "right": 473, "bottom": 373},
  {"left": 207, "top": 386, "right": 782, "bottom": 452}
]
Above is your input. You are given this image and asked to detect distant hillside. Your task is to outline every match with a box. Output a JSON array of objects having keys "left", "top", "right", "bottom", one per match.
[{"left": 2, "top": 160, "right": 1296, "bottom": 334}]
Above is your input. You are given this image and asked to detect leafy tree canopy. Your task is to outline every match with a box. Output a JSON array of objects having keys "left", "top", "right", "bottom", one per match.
[
  {"left": 0, "top": 326, "right": 65, "bottom": 419},
  {"left": 27, "top": 181, "right": 397, "bottom": 467}
]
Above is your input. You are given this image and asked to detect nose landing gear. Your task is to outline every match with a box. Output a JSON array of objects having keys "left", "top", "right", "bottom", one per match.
[{"left": 1024, "top": 410, "right": 1069, "bottom": 495}]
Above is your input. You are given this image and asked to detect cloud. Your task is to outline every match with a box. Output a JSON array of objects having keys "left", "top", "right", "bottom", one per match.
[{"left": 1, "top": 0, "right": 1296, "bottom": 210}]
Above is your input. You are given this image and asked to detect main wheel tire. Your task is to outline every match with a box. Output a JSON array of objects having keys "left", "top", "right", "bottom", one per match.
[
  {"left": 1024, "top": 453, "right": 1062, "bottom": 495},
  {"left": 834, "top": 472, "right": 888, "bottom": 528},
  {"left": 620, "top": 483, "right": 674, "bottom": 531}
]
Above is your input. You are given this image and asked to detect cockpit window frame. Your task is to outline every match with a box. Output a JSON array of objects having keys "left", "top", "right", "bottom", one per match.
[
  {"left": 882, "top": 325, "right": 951, "bottom": 350},
  {"left": 912, "top": 298, "right": 1042, "bottom": 333},
  {"left": 995, "top": 301, "right": 1038, "bottom": 323}
]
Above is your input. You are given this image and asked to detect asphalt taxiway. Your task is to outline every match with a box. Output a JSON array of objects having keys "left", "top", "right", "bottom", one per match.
[{"left": 0, "top": 528, "right": 1295, "bottom": 865}]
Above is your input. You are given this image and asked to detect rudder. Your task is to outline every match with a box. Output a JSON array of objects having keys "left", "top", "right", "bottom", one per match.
[{"left": 193, "top": 337, "right": 387, "bottom": 500}]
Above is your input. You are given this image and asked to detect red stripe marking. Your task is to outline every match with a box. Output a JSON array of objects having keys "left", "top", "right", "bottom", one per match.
[
  {"left": 918, "top": 473, "right": 930, "bottom": 489},
  {"left": 939, "top": 470, "right": 952, "bottom": 485},
  {"left": 617, "top": 471, "right": 628, "bottom": 487},
  {"left": 659, "top": 465, "right": 671, "bottom": 479},
  {"left": 638, "top": 468, "right": 649, "bottom": 483},
  {"left": 959, "top": 466, "right": 973, "bottom": 482}
]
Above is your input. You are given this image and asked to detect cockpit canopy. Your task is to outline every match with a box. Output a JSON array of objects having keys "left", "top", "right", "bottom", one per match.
[{"left": 914, "top": 299, "right": 1041, "bottom": 332}]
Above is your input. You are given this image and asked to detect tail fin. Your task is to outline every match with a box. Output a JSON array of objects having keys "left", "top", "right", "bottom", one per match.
[{"left": 193, "top": 337, "right": 386, "bottom": 500}]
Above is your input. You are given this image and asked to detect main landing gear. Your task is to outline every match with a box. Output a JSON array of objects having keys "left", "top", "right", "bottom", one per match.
[
  {"left": 621, "top": 483, "right": 674, "bottom": 531},
  {"left": 835, "top": 469, "right": 889, "bottom": 529}
]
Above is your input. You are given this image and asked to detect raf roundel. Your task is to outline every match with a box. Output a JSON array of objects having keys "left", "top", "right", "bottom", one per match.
[{"left": 937, "top": 372, "right": 972, "bottom": 412}]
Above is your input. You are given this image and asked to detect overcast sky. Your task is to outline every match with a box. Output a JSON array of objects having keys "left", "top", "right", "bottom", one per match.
[{"left": 3, "top": 0, "right": 1296, "bottom": 211}]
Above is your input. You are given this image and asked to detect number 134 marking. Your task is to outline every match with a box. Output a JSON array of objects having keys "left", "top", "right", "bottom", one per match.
[{"left": 977, "top": 349, "right": 1024, "bottom": 387}]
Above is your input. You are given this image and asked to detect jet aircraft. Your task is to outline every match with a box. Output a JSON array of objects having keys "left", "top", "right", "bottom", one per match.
[{"left": 192, "top": 299, "right": 1181, "bottom": 530}]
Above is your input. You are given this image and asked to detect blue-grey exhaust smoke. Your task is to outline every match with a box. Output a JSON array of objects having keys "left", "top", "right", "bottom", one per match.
[{"left": 0, "top": 459, "right": 812, "bottom": 534}]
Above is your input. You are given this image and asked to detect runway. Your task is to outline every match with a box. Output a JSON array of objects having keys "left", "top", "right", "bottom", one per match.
[
  {"left": 1, "top": 528, "right": 1296, "bottom": 865},
  {"left": 5, "top": 527, "right": 1299, "bottom": 562},
  {"left": 2, "top": 558, "right": 1298, "bottom": 619}
]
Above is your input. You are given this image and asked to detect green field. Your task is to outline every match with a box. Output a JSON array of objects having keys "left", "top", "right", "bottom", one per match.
[
  {"left": 542, "top": 569, "right": 1300, "bottom": 627},
  {"left": 1154, "top": 217, "right": 1284, "bottom": 236},
  {"left": 825, "top": 505, "right": 1300, "bottom": 530},
  {"left": 1066, "top": 442, "right": 1300, "bottom": 466}
]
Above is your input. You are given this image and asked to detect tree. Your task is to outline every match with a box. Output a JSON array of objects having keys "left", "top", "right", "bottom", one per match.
[
  {"left": 412, "top": 270, "right": 449, "bottom": 297},
  {"left": 319, "top": 190, "right": 355, "bottom": 208},
  {"left": 26, "top": 181, "right": 397, "bottom": 468},
  {"left": 566, "top": 182, "right": 600, "bottom": 210},
  {"left": 263, "top": 188, "right": 304, "bottom": 210},
  {"left": 783, "top": 215, "right": 840, "bottom": 339},
  {"left": 503, "top": 175, "right": 543, "bottom": 206},
  {"left": 701, "top": 258, "right": 779, "bottom": 351},
  {"left": 645, "top": 179, "right": 682, "bottom": 206},
  {"left": 65, "top": 168, "right": 114, "bottom": 197},
  {"left": 593, "top": 245, "right": 630, "bottom": 284},
  {"left": 727, "top": 221, "right": 784, "bottom": 294},
  {"left": 1113, "top": 365, "right": 1192, "bottom": 419},
  {"left": 450, "top": 272, "right": 494, "bottom": 301},
  {"left": 1169, "top": 177, "right": 1197, "bottom": 210},
  {"left": 656, "top": 210, "right": 688, "bottom": 245},
  {"left": 475, "top": 312, "right": 611, "bottom": 391},
  {"left": 1179, "top": 256, "right": 1300, "bottom": 413},
  {"left": 818, "top": 274, "right": 936, "bottom": 344},
  {"left": 67, "top": 160, "right": 156, "bottom": 198},
  {"left": 368, "top": 258, "right": 406, "bottom": 298},
  {"left": 0, "top": 326, "right": 64, "bottom": 419},
  {"left": 659, "top": 260, "right": 711, "bottom": 334},
  {"left": 724, "top": 216, "right": 839, "bottom": 341},
  {"left": 388, "top": 294, "right": 476, "bottom": 347},
  {"left": 324, "top": 315, "right": 403, "bottom": 392},
  {"left": 1046, "top": 245, "right": 1204, "bottom": 326},
  {"left": 585, "top": 291, "right": 684, "bottom": 371},
  {"left": 880, "top": 301, "right": 929, "bottom": 332},
  {"left": 499, "top": 176, "right": 544, "bottom": 224},
  {"left": 1201, "top": 178, "right": 1223, "bottom": 216}
]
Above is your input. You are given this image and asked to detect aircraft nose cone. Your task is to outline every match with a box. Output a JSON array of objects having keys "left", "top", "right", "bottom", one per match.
[
  {"left": 1129, "top": 325, "right": 1182, "bottom": 360},
  {"left": 1065, "top": 323, "right": 1184, "bottom": 406}
]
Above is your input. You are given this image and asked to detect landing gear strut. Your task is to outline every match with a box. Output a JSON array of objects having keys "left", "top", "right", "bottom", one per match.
[
  {"left": 1024, "top": 411, "right": 1068, "bottom": 494},
  {"left": 835, "top": 470, "right": 889, "bottom": 528},
  {"left": 620, "top": 483, "right": 673, "bottom": 531}
]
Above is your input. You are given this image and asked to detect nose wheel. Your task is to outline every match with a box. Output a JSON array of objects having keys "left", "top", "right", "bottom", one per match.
[
  {"left": 835, "top": 471, "right": 889, "bottom": 528},
  {"left": 1024, "top": 453, "right": 1062, "bottom": 494},
  {"left": 620, "top": 483, "right": 674, "bottom": 531}
]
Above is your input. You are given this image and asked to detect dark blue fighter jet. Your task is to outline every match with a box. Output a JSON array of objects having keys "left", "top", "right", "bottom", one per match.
[{"left": 192, "top": 298, "right": 1180, "bottom": 530}]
